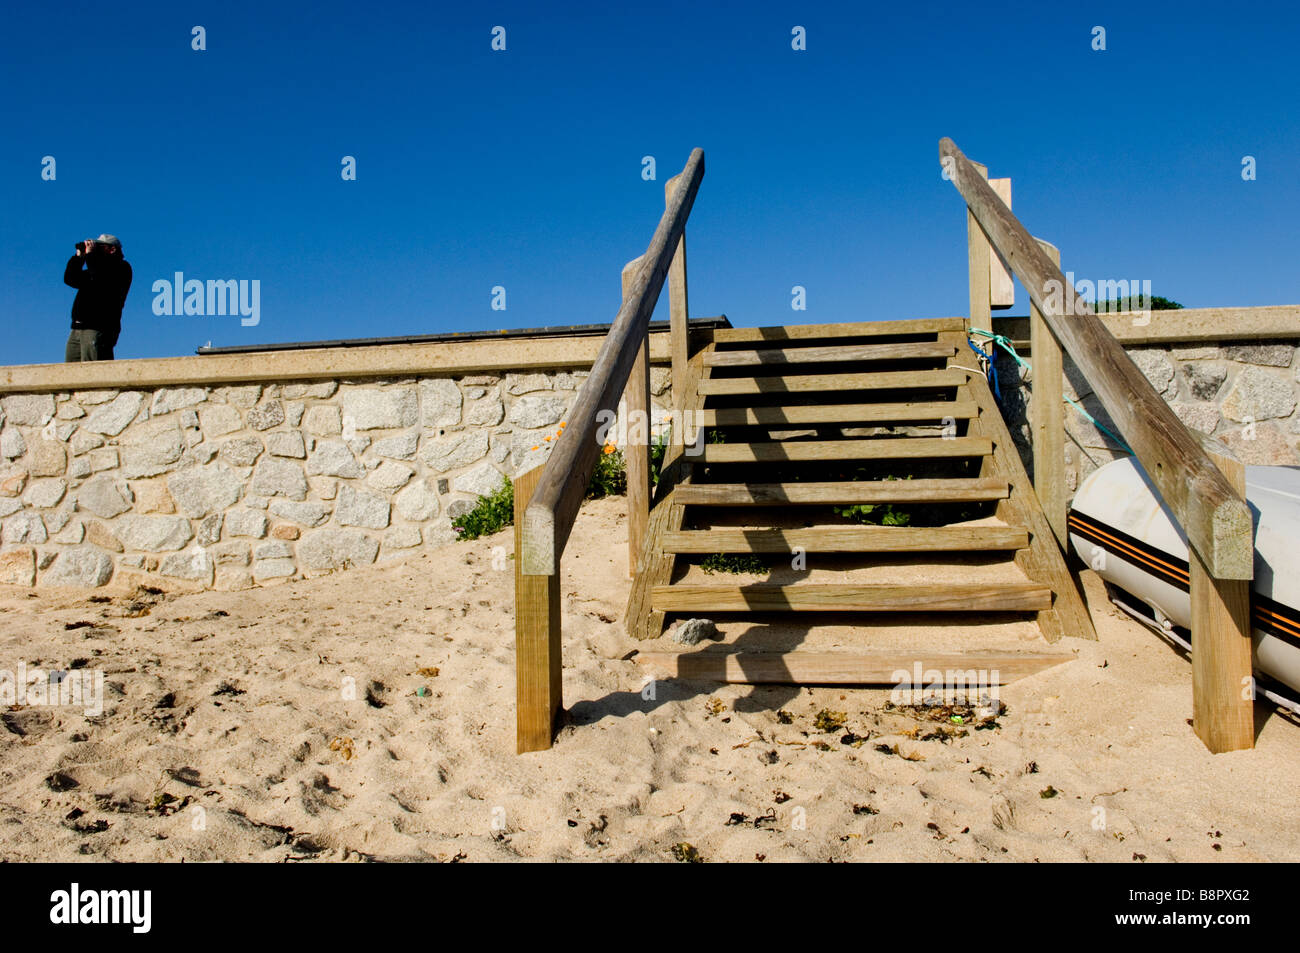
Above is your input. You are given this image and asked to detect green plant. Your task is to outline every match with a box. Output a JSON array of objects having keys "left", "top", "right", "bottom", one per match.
[
  {"left": 586, "top": 447, "right": 627, "bottom": 499},
  {"left": 700, "top": 553, "right": 767, "bottom": 574},
  {"left": 834, "top": 502, "right": 911, "bottom": 526},
  {"left": 453, "top": 477, "right": 514, "bottom": 541},
  {"left": 649, "top": 431, "right": 669, "bottom": 491},
  {"left": 453, "top": 448, "right": 632, "bottom": 541},
  {"left": 1094, "top": 294, "right": 1182, "bottom": 312}
]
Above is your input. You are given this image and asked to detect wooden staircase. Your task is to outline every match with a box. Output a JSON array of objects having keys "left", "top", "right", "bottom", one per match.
[{"left": 626, "top": 317, "right": 1095, "bottom": 684}]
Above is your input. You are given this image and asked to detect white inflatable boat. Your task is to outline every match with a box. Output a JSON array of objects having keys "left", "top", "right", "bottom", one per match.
[{"left": 1068, "top": 458, "right": 1300, "bottom": 710}]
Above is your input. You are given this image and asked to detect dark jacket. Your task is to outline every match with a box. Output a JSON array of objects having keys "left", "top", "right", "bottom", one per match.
[{"left": 64, "top": 253, "right": 132, "bottom": 337}]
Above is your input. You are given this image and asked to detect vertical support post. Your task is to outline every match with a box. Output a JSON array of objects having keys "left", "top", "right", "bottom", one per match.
[
  {"left": 514, "top": 464, "right": 562, "bottom": 753},
  {"left": 622, "top": 257, "right": 651, "bottom": 577},
  {"left": 1190, "top": 447, "right": 1255, "bottom": 753},
  {"left": 1030, "top": 238, "right": 1067, "bottom": 549},
  {"left": 665, "top": 173, "right": 690, "bottom": 411},
  {"left": 966, "top": 160, "right": 992, "bottom": 334},
  {"left": 988, "top": 178, "right": 1015, "bottom": 309}
]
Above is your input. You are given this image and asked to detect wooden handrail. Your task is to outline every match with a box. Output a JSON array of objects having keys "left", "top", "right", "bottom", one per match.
[
  {"left": 940, "top": 137, "right": 1253, "bottom": 581},
  {"left": 520, "top": 148, "right": 704, "bottom": 576}
]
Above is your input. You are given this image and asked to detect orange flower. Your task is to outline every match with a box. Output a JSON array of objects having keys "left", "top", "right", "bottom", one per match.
[
  {"left": 603, "top": 444, "right": 616, "bottom": 455},
  {"left": 530, "top": 446, "right": 539, "bottom": 452}
]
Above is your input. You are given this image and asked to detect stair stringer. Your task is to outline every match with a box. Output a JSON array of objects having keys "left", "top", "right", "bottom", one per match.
[
  {"left": 942, "top": 330, "right": 1097, "bottom": 643},
  {"left": 625, "top": 345, "right": 709, "bottom": 640}
]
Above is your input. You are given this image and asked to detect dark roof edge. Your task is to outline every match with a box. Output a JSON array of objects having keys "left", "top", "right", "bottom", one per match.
[{"left": 195, "top": 315, "right": 731, "bottom": 356}]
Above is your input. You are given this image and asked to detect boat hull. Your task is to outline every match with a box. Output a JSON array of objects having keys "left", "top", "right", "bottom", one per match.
[{"left": 1069, "top": 457, "right": 1300, "bottom": 696}]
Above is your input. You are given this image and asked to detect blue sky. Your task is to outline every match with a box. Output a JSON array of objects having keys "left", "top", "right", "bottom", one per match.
[{"left": 3, "top": 0, "right": 1297, "bottom": 366}]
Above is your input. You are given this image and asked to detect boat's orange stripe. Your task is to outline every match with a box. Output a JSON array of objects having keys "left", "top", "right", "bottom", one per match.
[
  {"left": 1068, "top": 517, "right": 1190, "bottom": 583},
  {"left": 1255, "top": 605, "right": 1300, "bottom": 638}
]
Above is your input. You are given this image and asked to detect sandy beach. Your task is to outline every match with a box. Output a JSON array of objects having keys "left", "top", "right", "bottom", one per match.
[{"left": 1, "top": 495, "right": 1296, "bottom": 863}]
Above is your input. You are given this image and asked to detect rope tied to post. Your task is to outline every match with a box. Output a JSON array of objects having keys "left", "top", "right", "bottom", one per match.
[{"left": 968, "top": 328, "right": 1134, "bottom": 456}]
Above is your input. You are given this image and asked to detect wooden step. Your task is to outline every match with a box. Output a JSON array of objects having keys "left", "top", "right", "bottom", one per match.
[
  {"left": 711, "top": 318, "right": 966, "bottom": 343},
  {"left": 694, "top": 400, "right": 977, "bottom": 427},
  {"left": 698, "top": 436, "right": 991, "bottom": 464},
  {"left": 672, "top": 478, "right": 1010, "bottom": 506},
  {"left": 698, "top": 368, "right": 968, "bottom": 396},
  {"left": 704, "top": 342, "right": 955, "bottom": 367},
  {"left": 662, "top": 525, "right": 1028, "bottom": 554},
  {"left": 635, "top": 650, "right": 1072, "bottom": 684},
  {"left": 651, "top": 583, "right": 1053, "bottom": 613}
]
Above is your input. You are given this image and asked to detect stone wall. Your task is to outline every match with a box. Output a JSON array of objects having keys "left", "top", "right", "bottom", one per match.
[
  {"left": 994, "top": 339, "right": 1300, "bottom": 494},
  {"left": 0, "top": 368, "right": 673, "bottom": 590}
]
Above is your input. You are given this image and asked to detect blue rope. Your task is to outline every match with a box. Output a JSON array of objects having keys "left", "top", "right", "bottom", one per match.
[
  {"left": 968, "top": 328, "right": 1134, "bottom": 456},
  {"left": 966, "top": 336, "right": 1001, "bottom": 403}
]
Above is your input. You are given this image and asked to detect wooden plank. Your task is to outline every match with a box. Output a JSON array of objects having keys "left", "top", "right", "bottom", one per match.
[
  {"left": 521, "top": 148, "right": 704, "bottom": 577},
  {"left": 514, "top": 465, "right": 562, "bottom": 754},
  {"left": 662, "top": 525, "right": 1028, "bottom": 554},
  {"left": 663, "top": 344, "right": 708, "bottom": 476},
  {"left": 1190, "top": 445, "right": 1255, "bottom": 753},
  {"left": 993, "top": 305, "right": 1300, "bottom": 349},
  {"left": 698, "top": 436, "right": 992, "bottom": 464},
  {"left": 651, "top": 583, "right": 1053, "bottom": 613},
  {"left": 622, "top": 257, "right": 651, "bottom": 577},
  {"left": 951, "top": 336, "right": 1097, "bottom": 643},
  {"left": 672, "top": 478, "right": 1010, "bottom": 506},
  {"left": 625, "top": 349, "right": 708, "bottom": 641},
  {"left": 695, "top": 400, "right": 978, "bottom": 427},
  {"left": 626, "top": 494, "right": 678, "bottom": 641},
  {"left": 711, "top": 318, "right": 966, "bottom": 343},
  {"left": 1029, "top": 239, "right": 1067, "bottom": 549},
  {"left": 665, "top": 173, "right": 690, "bottom": 407},
  {"left": 967, "top": 159, "right": 992, "bottom": 333},
  {"left": 704, "top": 341, "right": 955, "bottom": 367},
  {"left": 697, "top": 368, "right": 968, "bottom": 396},
  {"left": 941, "top": 136, "right": 1253, "bottom": 580},
  {"left": 635, "top": 650, "right": 1073, "bottom": 684},
  {"left": 989, "top": 177, "right": 1015, "bottom": 308},
  {"left": 0, "top": 329, "right": 684, "bottom": 394}
]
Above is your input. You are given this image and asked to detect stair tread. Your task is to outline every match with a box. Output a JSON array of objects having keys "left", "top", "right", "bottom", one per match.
[
  {"left": 711, "top": 318, "right": 966, "bottom": 343},
  {"left": 651, "top": 583, "right": 1053, "bottom": 612},
  {"left": 672, "top": 478, "right": 1009, "bottom": 505},
  {"left": 633, "top": 649, "right": 1072, "bottom": 685},
  {"left": 698, "top": 368, "right": 968, "bottom": 395},
  {"left": 695, "top": 400, "right": 978, "bottom": 426},
  {"left": 705, "top": 342, "right": 955, "bottom": 367},
  {"left": 662, "top": 525, "right": 1029, "bottom": 553},
  {"left": 699, "top": 436, "right": 992, "bottom": 463}
]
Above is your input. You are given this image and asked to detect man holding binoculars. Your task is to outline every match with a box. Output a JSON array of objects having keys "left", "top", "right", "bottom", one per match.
[{"left": 63, "top": 234, "right": 133, "bottom": 362}]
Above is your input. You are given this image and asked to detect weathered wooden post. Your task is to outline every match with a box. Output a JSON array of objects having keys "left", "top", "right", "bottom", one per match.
[
  {"left": 989, "top": 178, "right": 1014, "bottom": 310},
  {"left": 941, "top": 137, "right": 1256, "bottom": 749},
  {"left": 515, "top": 148, "right": 705, "bottom": 754},
  {"left": 622, "top": 256, "right": 651, "bottom": 576},
  {"left": 1190, "top": 443, "right": 1255, "bottom": 752},
  {"left": 664, "top": 172, "right": 690, "bottom": 410},
  {"left": 966, "top": 160, "right": 992, "bottom": 334},
  {"left": 1029, "top": 238, "right": 1067, "bottom": 549},
  {"left": 514, "top": 464, "right": 561, "bottom": 753},
  {"left": 966, "top": 164, "right": 1014, "bottom": 334}
]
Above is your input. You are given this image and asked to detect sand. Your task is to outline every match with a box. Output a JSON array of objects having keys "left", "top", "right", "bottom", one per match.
[{"left": 0, "top": 496, "right": 1296, "bottom": 862}]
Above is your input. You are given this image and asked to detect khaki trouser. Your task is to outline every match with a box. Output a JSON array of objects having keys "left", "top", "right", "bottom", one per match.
[{"left": 65, "top": 329, "right": 115, "bottom": 362}]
